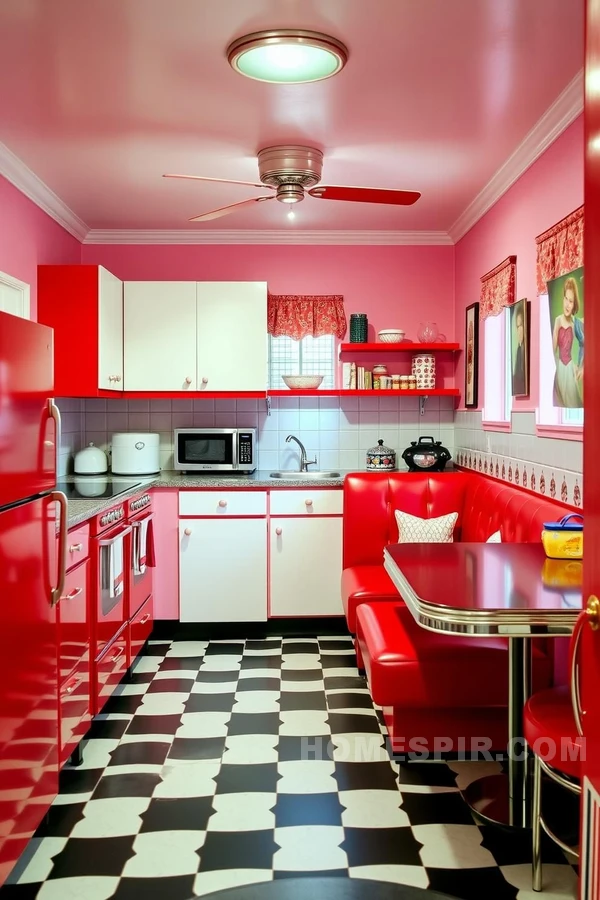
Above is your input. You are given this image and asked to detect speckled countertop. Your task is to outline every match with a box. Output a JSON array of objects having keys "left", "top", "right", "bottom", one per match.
[{"left": 63, "top": 470, "right": 347, "bottom": 529}]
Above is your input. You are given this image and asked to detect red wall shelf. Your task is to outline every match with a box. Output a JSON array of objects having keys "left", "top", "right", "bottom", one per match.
[
  {"left": 339, "top": 342, "right": 460, "bottom": 353},
  {"left": 269, "top": 388, "right": 460, "bottom": 397}
]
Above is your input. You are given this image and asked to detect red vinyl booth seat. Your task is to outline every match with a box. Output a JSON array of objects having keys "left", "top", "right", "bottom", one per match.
[
  {"left": 342, "top": 471, "right": 576, "bottom": 632},
  {"left": 523, "top": 686, "right": 582, "bottom": 779}
]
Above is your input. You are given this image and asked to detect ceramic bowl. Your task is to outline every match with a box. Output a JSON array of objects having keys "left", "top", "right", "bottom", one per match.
[
  {"left": 378, "top": 329, "right": 405, "bottom": 343},
  {"left": 281, "top": 375, "right": 324, "bottom": 390}
]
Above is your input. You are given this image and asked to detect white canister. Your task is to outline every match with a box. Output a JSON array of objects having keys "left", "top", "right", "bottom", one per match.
[
  {"left": 111, "top": 433, "right": 160, "bottom": 475},
  {"left": 412, "top": 354, "right": 436, "bottom": 390}
]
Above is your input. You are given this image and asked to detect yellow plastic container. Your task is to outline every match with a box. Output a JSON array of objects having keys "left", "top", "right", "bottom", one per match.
[{"left": 541, "top": 513, "right": 583, "bottom": 559}]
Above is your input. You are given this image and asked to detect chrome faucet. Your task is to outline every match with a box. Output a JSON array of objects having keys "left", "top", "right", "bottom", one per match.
[{"left": 285, "top": 434, "right": 317, "bottom": 473}]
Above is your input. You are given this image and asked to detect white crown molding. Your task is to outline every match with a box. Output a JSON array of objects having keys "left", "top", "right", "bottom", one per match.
[
  {"left": 449, "top": 69, "right": 584, "bottom": 243},
  {"left": 0, "top": 142, "right": 89, "bottom": 242},
  {"left": 83, "top": 228, "right": 453, "bottom": 245}
]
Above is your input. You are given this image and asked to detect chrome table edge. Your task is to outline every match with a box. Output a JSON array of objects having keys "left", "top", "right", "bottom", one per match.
[{"left": 383, "top": 549, "right": 580, "bottom": 636}]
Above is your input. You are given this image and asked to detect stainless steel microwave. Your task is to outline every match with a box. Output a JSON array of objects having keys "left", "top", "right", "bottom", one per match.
[{"left": 174, "top": 428, "right": 257, "bottom": 473}]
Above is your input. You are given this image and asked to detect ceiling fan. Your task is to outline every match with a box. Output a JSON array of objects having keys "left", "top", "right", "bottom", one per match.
[{"left": 163, "top": 145, "right": 421, "bottom": 222}]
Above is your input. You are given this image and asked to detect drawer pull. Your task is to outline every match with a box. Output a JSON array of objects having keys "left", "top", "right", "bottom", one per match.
[
  {"left": 139, "top": 613, "right": 151, "bottom": 625},
  {"left": 61, "top": 587, "right": 83, "bottom": 601},
  {"left": 184, "top": 528, "right": 192, "bottom": 536},
  {"left": 218, "top": 500, "right": 228, "bottom": 508},
  {"left": 62, "top": 676, "right": 82, "bottom": 696},
  {"left": 275, "top": 527, "right": 282, "bottom": 536},
  {"left": 108, "top": 646, "right": 124, "bottom": 664},
  {"left": 185, "top": 376, "right": 192, "bottom": 385},
  {"left": 202, "top": 377, "right": 208, "bottom": 384},
  {"left": 69, "top": 543, "right": 83, "bottom": 552},
  {"left": 305, "top": 499, "right": 313, "bottom": 506}
]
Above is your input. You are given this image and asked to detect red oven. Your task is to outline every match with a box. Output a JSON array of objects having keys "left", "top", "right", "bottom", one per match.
[
  {"left": 89, "top": 502, "right": 131, "bottom": 714},
  {"left": 126, "top": 491, "right": 155, "bottom": 668}
]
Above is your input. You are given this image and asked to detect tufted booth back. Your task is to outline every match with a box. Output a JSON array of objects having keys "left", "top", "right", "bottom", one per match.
[{"left": 343, "top": 471, "right": 575, "bottom": 568}]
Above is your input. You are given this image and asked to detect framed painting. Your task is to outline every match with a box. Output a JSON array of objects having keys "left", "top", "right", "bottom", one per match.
[
  {"left": 464, "top": 302, "right": 479, "bottom": 408},
  {"left": 510, "top": 298, "right": 530, "bottom": 396},
  {"left": 546, "top": 266, "right": 584, "bottom": 408}
]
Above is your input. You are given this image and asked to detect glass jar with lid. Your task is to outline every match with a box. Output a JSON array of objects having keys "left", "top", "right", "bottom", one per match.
[{"left": 366, "top": 438, "right": 397, "bottom": 471}]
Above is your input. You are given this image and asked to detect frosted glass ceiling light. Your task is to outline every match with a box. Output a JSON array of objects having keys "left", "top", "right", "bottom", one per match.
[{"left": 227, "top": 30, "right": 348, "bottom": 84}]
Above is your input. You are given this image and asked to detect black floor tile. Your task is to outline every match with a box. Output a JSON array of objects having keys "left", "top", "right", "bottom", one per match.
[
  {"left": 168, "top": 736, "right": 226, "bottom": 761},
  {"left": 198, "top": 830, "right": 278, "bottom": 871},
  {"left": 479, "top": 823, "right": 570, "bottom": 866},
  {"left": 111, "top": 874, "right": 196, "bottom": 900},
  {"left": 108, "top": 741, "right": 170, "bottom": 767},
  {"left": 399, "top": 790, "right": 475, "bottom": 826},
  {"left": 245, "top": 640, "right": 282, "bottom": 650},
  {"left": 125, "top": 714, "right": 183, "bottom": 736},
  {"left": 279, "top": 692, "right": 327, "bottom": 712},
  {"left": 274, "top": 870, "right": 349, "bottom": 880},
  {"left": 184, "top": 693, "right": 236, "bottom": 713},
  {"left": 280, "top": 670, "right": 324, "bottom": 682},
  {"left": 273, "top": 793, "right": 344, "bottom": 827},
  {"left": 84, "top": 718, "right": 131, "bottom": 741},
  {"left": 0, "top": 884, "right": 44, "bottom": 899},
  {"left": 127, "top": 672, "right": 156, "bottom": 685},
  {"left": 327, "top": 692, "right": 373, "bottom": 711},
  {"left": 141, "top": 644, "right": 171, "bottom": 656},
  {"left": 146, "top": 677, "right": 195, "bottom": 694},
  {"left": 58, "top": 766, "right": 104, "bottom": 795},
  {"left": 92, "top": 772, "right": 163, "bottom": 800},
  {"left": 320, "top": 654, "right": 357, "bottom": 669},
  {"left": 204, "top": 643, "right": 245, "bottom": 656},
  {"left": 277, "top": 736, "right": 333, "bottom": 762},
  {"left": 333, "top": 761, "right": 399, "bottom": 792},
  {"left": 214, "top": 763, "right": 280, "bottom": 794},
  {"left": 140, "top": 796, "right": 214, "bottom": 831},
  {"left": 33, "top": 802, "right": 85, "bottom": 838},
  {"left": 323, "top": 676, "right": 367, "bottom": 691},
  {"left": 227, "top": 713, "right": 281, "bottom": 736},
  {"left": 318, "top": 640, "right": 354, "bottom": 650},
  {"left": 426, "top": 867, "right": 520, "bottom": 900},
  {"left": 48, "top": 835, "right": 136, "bottom": 878},
  {"left": 195, "top": 670, "right": 240, "bottom": 684},
  {"left": 240, "top": 656, "right": 282, "bottom": 670},
  {"left": 328, "top": 713, "right": 381, "bottom": 734},
  {"left": 159, "top": 656, "right": 205, "bottom": 672},
  {"left": 396, "top": 762, "right": 458, "bottom": 789},
  {"left": 236, "top": 678, "right": 281, "bottom": 693},
  {"left": 101, "top": 694, "right": 143, "bottom": 716},
  {"left": 281, "top": 641, "right": 320, "bottom": 654},
  {"left": 341, "top": 826, "right": 423, "bottom": 867}
]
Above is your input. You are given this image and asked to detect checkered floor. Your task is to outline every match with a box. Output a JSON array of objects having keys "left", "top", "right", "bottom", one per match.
[{"left": 1, "top": 636, "right": 578, "bottom": 900}]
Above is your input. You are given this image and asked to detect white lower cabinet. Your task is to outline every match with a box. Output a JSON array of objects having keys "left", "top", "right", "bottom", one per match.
[
  {"left": 179, "top": 518, "right": 267, "bottom": 622},
  {"left": 269, "top": 517, "right": 343, "bottom": 616}
]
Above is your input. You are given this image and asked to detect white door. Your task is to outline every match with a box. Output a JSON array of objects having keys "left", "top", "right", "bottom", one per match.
[
  {"left": 124, "top": 282, "right": 197, "bottom": 391},
  {"left": 179, "top": 518, "right": 267, "bottom": 622},
  {"left": 98, "top": 267, "right": 123, "bottom": 391},
  {"left": 196, "top": 282, "right": 267, "bottom": 392},
  {"left": 0, "top": 271, "right": 30, "bottom": 318},
  {"left": 270, "top": 517, "right": 343, "bottom": 616}
]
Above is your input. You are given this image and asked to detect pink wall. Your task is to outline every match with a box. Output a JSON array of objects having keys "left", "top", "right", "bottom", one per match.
[
  {"left": 0, "top": 176, "right": 81, "bottom": 318},
  {"left": 454, "top": 116, "right": 584, "bottom": 410},
  {"left": 81, "top": 244, "right": 455, "bottom": 343}
]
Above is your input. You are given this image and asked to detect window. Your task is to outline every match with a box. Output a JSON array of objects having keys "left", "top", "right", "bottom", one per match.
[
  {"left": 482, "top": 310, "right": 511, "bottom": 427},
  {"left": 268, "top": 334, "right": 336, "bottom": 389},
  {"left": 537, "top": 293, "right": 584, "bottom": 430}
]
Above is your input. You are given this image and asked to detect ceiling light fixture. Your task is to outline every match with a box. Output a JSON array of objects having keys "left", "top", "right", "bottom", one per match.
[
  {"left": 287, "top": 206, "right": 296, "bottom": 220},
  {"left": 227, "top": 29, "right": 348, "bottom": 84}
]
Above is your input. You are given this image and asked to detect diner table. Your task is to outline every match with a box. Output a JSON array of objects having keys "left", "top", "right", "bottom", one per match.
[{"left": 383, "top": 541, "right": 583, "bottom": 829}]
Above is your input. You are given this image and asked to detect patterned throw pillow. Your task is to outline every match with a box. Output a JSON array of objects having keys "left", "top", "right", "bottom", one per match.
[
  {"left": 486, "top": 530, "right": 502, "bottom": 543},
  {"left": 394, "top": 509, "right": 459, "bottom": 543}
]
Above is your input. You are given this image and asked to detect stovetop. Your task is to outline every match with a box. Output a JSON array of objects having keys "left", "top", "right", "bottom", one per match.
[{"left": 55, "top": 477, "right": 142, "bottom": 500}]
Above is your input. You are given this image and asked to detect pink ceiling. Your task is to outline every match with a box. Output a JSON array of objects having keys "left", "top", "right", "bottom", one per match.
[{"left": 0, "top": 0, "right": 584, "bottom": 232}]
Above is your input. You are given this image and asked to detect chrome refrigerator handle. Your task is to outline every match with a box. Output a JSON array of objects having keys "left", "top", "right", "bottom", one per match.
[
  {"left": 49, "top": 490, "right": 68, "bottom": 607},
  {"left": 48, "top": 399, "right": 62, "bottom": 472}
]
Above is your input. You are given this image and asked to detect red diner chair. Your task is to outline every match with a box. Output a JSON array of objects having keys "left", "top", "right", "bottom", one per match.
[{"left": 523, "top": 608, "right": 587, "bottom": 891}]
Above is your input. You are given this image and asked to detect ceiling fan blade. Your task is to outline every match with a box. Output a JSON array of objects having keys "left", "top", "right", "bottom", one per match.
[
  {"left": 308, "top": 185, "right": 421, "bottom": 206},
  {"left": 189, "top": 196, "right": 274, "bottom": 222},
  {"left": 164, "top": 173, "right": 270, "bottom": 189}
]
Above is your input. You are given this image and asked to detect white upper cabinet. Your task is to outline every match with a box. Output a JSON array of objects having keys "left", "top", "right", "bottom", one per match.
[
  {"left": 196, "top": 282, "right": 267, "bottom": 392},
  {"left": 124, "top": 282, "right": 197, "bottom": 391},
  {"left": 98, "top": 267, "right": 124, "bottom": 391}
]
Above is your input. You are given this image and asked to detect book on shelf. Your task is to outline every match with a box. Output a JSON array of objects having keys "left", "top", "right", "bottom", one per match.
[
  {"left": 364, "top": 370, "right": 372, "bottom": 390},
  {"left": 342, "top": 362, "right": 352, "bottom": 390},
  {"left": 349, "top": 362, "right": 357, "bottom": 390}
]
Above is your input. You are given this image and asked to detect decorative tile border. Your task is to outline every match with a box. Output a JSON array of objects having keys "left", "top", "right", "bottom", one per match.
[{"left": 455, "top": 447, "right": 583, "bottom": 509}]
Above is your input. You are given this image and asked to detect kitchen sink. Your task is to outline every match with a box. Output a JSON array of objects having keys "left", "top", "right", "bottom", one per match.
[{"left": 270, "top": 471, "right": 341, "bottom": 479}]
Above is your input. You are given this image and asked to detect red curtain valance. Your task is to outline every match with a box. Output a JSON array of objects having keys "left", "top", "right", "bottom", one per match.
[
  {"left": 267, "top": 293, "right": 347, "bottom": 340},
  {"left": 479, "top": 255, "right": 516, "bottom": 320},
  {"left": 535, "top": 205, "right": 584, "bottom": 294}
]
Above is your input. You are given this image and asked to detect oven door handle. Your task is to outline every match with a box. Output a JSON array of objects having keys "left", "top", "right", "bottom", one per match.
[
  {"left": 132, "top": 513, "right": 155, "bottom": 574},
  {"left": 98, "top": 525, "right": 132, "bottom": 549},
  {"left": 99, "top": 525, "right": 132, "bottom": 600}
]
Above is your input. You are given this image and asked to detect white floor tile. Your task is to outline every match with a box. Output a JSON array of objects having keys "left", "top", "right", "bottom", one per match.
[
  {"left": 281, "top": 655, "right": 322, "bottom": 670},
  {"left": 124, "top": 830, "right": 206, "bottom": 877},
  {"left": 154, "top": 762, "right": 220, "bottom": 798},
  {"left": 232, "top": 692, "right": 281, "bottom": 714},
  {"left": 279, "top": 710, "right": 330, "bottom": 736},
  {"left": 340, "top": 789, "right": 411, "bottom": 828},
  {"left": 37, "top": 876, "right": 120, "bottom": 900},
  {"left": 330, "top": 733, "right": 388, "bottom": 763},
  {"left": 131, "top": 657, "right": 162, "bottom": 674},
  {"left": 176, "top": 711, "right": 231, "bottom": 738},
  {"left": 120, "top": 732, "right": 173, "bottom": 744},
  {"left": 208, "top": 792, "right": 276, "bottom": 831},
  {"left": 321, "top": 667, "right": 361, "bottom": 679},
  {"left": 193, "top": 869, "right": 273, "bottom": 896},
  {"left": 273, "top": 825, "right": 347, "bottom": 871},
  {"left": 78, "top": 739, "right": 120, "bottom": 770},
  {"left": 112, "top": 683, "right": 149, "bottom": 696},
  {"left": 192, "top": 680, "right": 239, "bottom": 694},
  {"left": 10, "top": 837, "right": 67, "bottom": 884},
  {"left": 500, "top": 862, "right": 579, "bottom": 898},
  {"left": 277, "top": 760, "right": 338, "bottom": 794},
  {"left": 199, "top": 657, "right": 242, "bottom": 671},
  {"left": 137, "top": 693, "right": 189, "bottom": 715},
  {"left": 238, "top": 669, "right": 280, "bottom": 681},
  {"left": 166, "top": 641, "right": 209, "bottom": 657},
  {"left": 223, "top": 735, "right": 279, "bottom": 765},
  {"left": 154, "top": 669, "right": 199, "bottom": 681},
  {"left": 349, "top": 865, "right": 429, "bottom": 888},
  {"left": 280, "top": 680, "right": 326, "bottom": 693},
  {"left": 71, "top": 798, "right": 150, "bottom": 838},
  {"left": 413, "top": 823, "right": 497, "bottom": 869}
]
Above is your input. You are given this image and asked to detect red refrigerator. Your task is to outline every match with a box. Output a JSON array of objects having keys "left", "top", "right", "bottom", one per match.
[{"left": 0, "top": 311, "right": 66, "bottom": 883}]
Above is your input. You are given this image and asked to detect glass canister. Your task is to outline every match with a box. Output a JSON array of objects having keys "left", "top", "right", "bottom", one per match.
[
  {"left": 391, "top": 374, "right": 401, "bottom": 389},
  {"left": 366, "top": 438, "right": 397, "bottom": 471},
  {"left": 349, "top": 313, "right": 368, "bottom": 343},
  {"left": 417, "top": 322, "right": 439, "bottom": 343}
]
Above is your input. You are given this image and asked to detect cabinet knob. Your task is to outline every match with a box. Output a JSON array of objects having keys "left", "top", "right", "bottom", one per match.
[
  {"left": 305, "top": 499, "right": 313, "bottom": 506},
  {"left": 69, "top": 543, "right": 83, "bottom": 552},
  {"left": 115, "top": 375, "right": 122, "bottom": 383},
  {"left": 202, "top": 377, "right": 208, "bottom": 384},
  {"left": 185, "top": 377, "right": 192, "bottom": 385},
  {"left": 218, "top": 500, "right": 228, "bottom": 508},
  {"left": 275, "top": 527, "right": 282, "bottom": 536},
  {"left": 184, "top": 528, "right": 192, "bottom": 536},
  {"left": 108, "top": 375, "right": 114, "bottom": 383}
]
